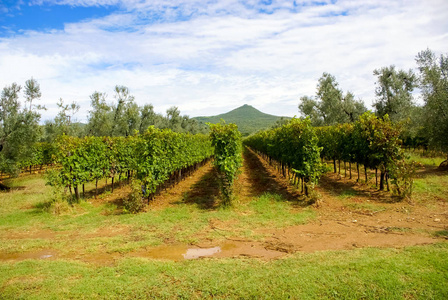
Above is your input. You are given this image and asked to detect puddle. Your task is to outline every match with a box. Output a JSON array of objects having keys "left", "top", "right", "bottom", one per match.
[
  {"left": 183, "top": 246, "right": 221, "bottom": 259},
  {"left": 132, "top": 245, "right": 228, "bottom": 261},
  {"left": 0, "top": 250, "right": 57, "bottom": 262}
]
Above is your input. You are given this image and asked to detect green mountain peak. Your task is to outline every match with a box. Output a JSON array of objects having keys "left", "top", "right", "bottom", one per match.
[{"left": 193, "top": 104, "right": 290, "bottom": 136}]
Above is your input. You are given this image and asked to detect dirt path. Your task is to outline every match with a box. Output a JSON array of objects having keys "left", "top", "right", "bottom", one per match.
[{"left": 238, "top": 148, "right": 447, "bottom": 255}]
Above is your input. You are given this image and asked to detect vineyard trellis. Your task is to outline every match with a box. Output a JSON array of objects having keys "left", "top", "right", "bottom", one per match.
[
  {"left": 244, "top": 118, "right": 324, "bottom": 196},
  {"left": 316, "top": 112, "right": 415, "bottom": 197},
  {"left": 208, "top": 121, "right": 243, "bottom": 205},
  {"left": 49, "top": 127, "right": 213, "bottom": 207}
]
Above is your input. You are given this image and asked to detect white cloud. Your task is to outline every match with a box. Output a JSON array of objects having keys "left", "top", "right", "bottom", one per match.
[{"left": 1, "top": 0, "right": 447, "bottom": 122}]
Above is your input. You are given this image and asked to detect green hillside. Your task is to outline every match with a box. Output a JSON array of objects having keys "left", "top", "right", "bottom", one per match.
[{"left": 193, "top": 104, "right": 290, "bottom": 136}]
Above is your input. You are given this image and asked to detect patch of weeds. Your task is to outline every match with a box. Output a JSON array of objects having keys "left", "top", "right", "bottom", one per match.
[
  {"left": 413, "top": 177, "right": 448, "bottom": 202},
  {"left": 433, "top": 230, "right": 448, "bottom": 239},
  {"left": 387, "top": 227, "right": 411, "bottom": 233},
  {"left": 338, "top": 190, "right": 357, "bottom": 199},
  {"left": 101, "top": 203, "right": 119, "bottom": 216},
  {"left": 405, "top": 151, "right": 445, "bottom": 167}
]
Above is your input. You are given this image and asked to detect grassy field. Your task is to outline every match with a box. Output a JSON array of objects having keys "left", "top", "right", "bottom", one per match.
[
  {"left": 1, "top": 244, "right": 447, "bottom": 299},
  {"left": 0, "top": 149, "right": 447, "bottom": 299}
]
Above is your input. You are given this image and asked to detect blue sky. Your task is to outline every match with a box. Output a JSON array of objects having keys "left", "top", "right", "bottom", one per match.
[
  {"left": 1, "top": 2, "right": 117, "bottom": 35},
  {"left": 1, "top": 0, "right": 447, "bottom": 122}
]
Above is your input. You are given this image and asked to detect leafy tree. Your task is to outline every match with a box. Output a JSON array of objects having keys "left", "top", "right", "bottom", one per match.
[
  {"left": 415, "top": 49, "right": 448, "bottom": 162},
  {"left": 24, "top": 78, "right": 42, "bottom": 111},
  {"left": 43, "top": 98, "right": 81, "bottom": 142},
  {"left": 299, "top": 73, "right": 366, "bottom": 126},
  {"left": 139, "top": 104, "right": 157, "bottom": 132},
  {"left": 165, "top": 106, "right": 182, "bottom": 132},
  {"left": 373, "top": 66, "right": 416, "bottom": 122},
  {"left": 110, "top": 85, "right": 138, "bottom": 136},
  {"left": 0, "top": 81, "right": 42, "bottom": 181},
  {"left": 87, "top": 91, "right": 112, "bottom": 137}
]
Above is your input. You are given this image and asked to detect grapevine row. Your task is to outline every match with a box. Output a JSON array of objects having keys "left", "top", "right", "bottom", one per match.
[
  {"left": 244, "top": 118, "right": 324, "bottom": 196},
  {"left": 316, "top": 112, "right": 408, "bottom": 194},
  {"left": 208, "top": 122, "right": 243, "bottom": 204},
  {"left": 50, "top": 127, "right": 213, "bottom": 201}
]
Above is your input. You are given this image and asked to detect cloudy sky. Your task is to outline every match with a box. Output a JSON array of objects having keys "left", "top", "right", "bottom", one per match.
[{"left": 1, "top": 0, "right": 447, "bottom": 122}]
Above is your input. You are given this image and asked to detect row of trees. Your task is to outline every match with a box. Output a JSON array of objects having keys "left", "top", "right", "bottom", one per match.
[
  {"left": 0, "top": 80, "right": 207, "bottom": 185},
  {"left": 49, "top": 127, "right": 213, "bottom": 208},
  {"left": 42, "top": 86, "right": 208, "bottom": 143},
  {"left": 299, "top": 49, "right": 448, "bottom": 161},
  {"left": 244, "top": 118, "right": 324, "bottom": 196},
  {"left": 316, "top": 113, "right": 411, "bottom": 196}
]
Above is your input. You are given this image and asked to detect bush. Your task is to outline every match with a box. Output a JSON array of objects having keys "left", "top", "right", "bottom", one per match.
[{"left": 123, "top": 179, "right": 145, "bottom": 213}]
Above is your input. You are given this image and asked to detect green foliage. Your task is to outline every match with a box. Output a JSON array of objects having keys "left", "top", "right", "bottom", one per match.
[
  {"left": 389, "top": 160, "right": 420, "bottom": 199},
  {"left": 245, "top": 118, "right": 324, "bottom": 196},
  {"left": 87, "top": 87, "right": 207, "bottom": 137},
  {"left": 415, "top": 49, "right": 448, "bottom": 156},
  {"left": 299, "top": 73, "right": 367, "bottom": 126},
  {"left": 316, "top": 112, "right": 414, "bottom": 196},
  {"left": 209, "top": 121, "right": 243, "bottom": 205},
  {"left": 373, "top": 65, "right": 416, "bottom": 122},
  {"left": 0, "top": 80, "right": 43, "bottom": 177},
  {"left": 49, "top": 128, "right": 213, "bottom": 205},
  {"left": 123, "top": 179, "right": 145, "bottom": 213}
]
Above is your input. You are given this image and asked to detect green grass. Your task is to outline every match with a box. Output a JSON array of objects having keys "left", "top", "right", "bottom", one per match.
[
  {"left": 337, "top": 189, "right": 357, "bottom": 199},
  {"left": 405, "top": 151, "right": 446, "bottom": 167},
  {"left": 413, "top": 175, "right": 448, "bottom": 202},
  {"left": 1, "top": 173, "right": 447, "bottom": 299},
  {"left": 0, "top": 243, "right": 447, "bottom": 299},
  {"left": 0, "top": 175, "right": 314, "bottom": 254}
]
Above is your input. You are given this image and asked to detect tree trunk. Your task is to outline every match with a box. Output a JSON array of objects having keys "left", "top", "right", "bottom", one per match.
[
  {"left": 356, "top": 163, "right": 359, "bottom": 182},
  {"left": 375, "top": 168, "right": 378, "bottom": 187},
  {"left": 349, "top": 162, "right": 352, "bottom": 179},
  {"left": 95, "top": 179, "right": 98, "bottom": 199},
  {"left": 344, "top": 161, "right": 347, "bottom": 177},
  {"left": 379, "top": 170, "right": 385, "bottom": 191},
  {"left": 82, "top": 184, "right": 85, "bottom": 198},
  {"left": 74, "top": 185, "right": 80, "bottom": 201},
  {"left": 386, "top": 172, "right": 390, "bottom": 192},
  {"left": 333, "top": 159, "right": 337, "bottom": 173},
  {"left": 111, "top": 176, "right": 114, "bottom": 192},
  {"left": 364, "top": 165, "right": 368, "bottom": 183}
]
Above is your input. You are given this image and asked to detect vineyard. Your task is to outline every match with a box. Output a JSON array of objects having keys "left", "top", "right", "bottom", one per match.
[{"left": 0, "top": 119, "right": 447, "bottom": 299}]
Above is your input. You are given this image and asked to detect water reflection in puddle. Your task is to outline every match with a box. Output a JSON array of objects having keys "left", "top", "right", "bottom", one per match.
[
  {"left": 0, "top": 250, "right": 56, "bottom": 261},
  {"left": 138, "top": 245, "right": 228, "bottom": 261},
  {"left": 183, "top": 247, "right": 221, "bottom": 259}
]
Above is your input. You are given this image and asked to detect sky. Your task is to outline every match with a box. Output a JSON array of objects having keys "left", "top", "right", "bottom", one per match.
[{"left": 1, "top": 0, "right": 447, "bottom": 123}]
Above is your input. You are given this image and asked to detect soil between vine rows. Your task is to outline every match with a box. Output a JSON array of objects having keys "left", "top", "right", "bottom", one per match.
[{"left": 0, "top": 148, "right": 446, "bottom": 264}]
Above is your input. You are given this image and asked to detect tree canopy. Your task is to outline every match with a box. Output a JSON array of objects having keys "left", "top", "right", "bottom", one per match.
[{"left": 299, "top": 73, "right": 367, "bottom": 126}]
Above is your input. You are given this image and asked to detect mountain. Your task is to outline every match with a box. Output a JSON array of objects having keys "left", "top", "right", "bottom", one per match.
[{"left": 193, "top": 104, "right": 290, "bottom": 136}]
